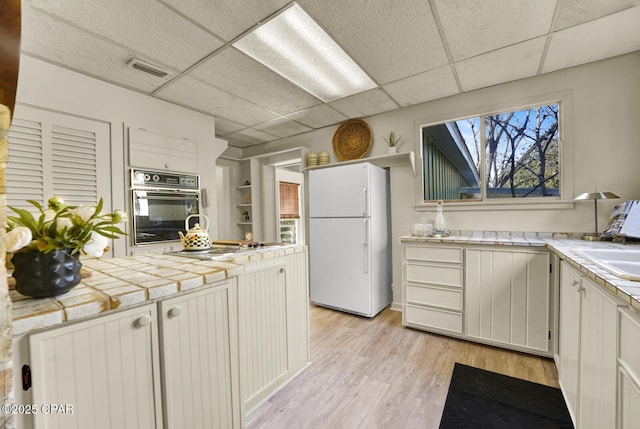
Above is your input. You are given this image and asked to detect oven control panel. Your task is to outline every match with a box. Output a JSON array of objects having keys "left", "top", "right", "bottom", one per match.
[{"left": 131, "top": 169, "right": 199, "bottom": 190}]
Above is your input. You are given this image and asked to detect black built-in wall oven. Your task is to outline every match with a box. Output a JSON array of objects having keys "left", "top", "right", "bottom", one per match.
[{"left": 130, "top": 169, "right": 200, "bottom": 246}]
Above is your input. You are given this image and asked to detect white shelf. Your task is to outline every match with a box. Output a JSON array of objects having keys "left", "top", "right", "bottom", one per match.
[
  {"left": 236, "top": 203, "right": 252, "bottom": 207},
  {"left": 304, "top": 150, "right": 415, "bottom": 176},
  {"left": 237, "top": 221, "right": 252, "bottom": 225},
  {"left": 236, "top": 184, "right": 251, "bottom": 189}
]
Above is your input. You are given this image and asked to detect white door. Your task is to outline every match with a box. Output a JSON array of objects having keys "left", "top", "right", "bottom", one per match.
[
  {"left": 559, "top": 261, "right": 582, "bottom": 424},
  {"left": 308, "top": 163, "right": 369, "bottom": 218},
  {"left": 310, "top": 217, "right": 371, "bottom": 316}
]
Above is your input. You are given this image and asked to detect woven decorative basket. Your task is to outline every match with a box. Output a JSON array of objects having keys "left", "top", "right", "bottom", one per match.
[{"left": 332, "top": 119, "right": 372, "bottom": 161}]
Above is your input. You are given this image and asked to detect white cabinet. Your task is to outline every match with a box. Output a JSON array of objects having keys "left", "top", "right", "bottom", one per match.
[
  {"left": 465, "top": 248, "right": 550, "bottom": 354},
  {"left": 129, "top": 127, "right": 197, "bottom": 173},
  {"left": 28, "top": 304, "right": 162, "bottom": 429},
  {"left": 402, "top": 244, "right": 464, "bottom": 334},
  {"left": 158, "top": 280, "right": 241, "bottom": 429},
  {"left": 558, "top": 261, "right": 624, "bottom": 429},
  {"left": 559, "top": 261, "right": 582, "bottom": 422},
  {"left": 238, "top": 250, "right": 310, "bottom": 413},
  {"left": 618, "top": 307, "right": 640, "bottom": 429}
]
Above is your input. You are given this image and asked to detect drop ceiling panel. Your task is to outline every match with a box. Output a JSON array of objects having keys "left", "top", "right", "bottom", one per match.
[
  {"left": 329, "top": 89, "right": 399, "bottom": 118},
  {"left": 254, "top": 117, "right": 313, "bottom": 138},
  {"left": 435, "top": 0, "right": 556, "bottom": 61},
  {"left": 156, "top": 75, "right": 280, "bottom": 126},
  {"left": 298, "top": 0, "right": 449, "bottom": 84},
  {"left": 287, "top": 104, "right": 348, "bottom": 129},
  {"left": 456, "top": 38, "right": 546, "bottom": 92},
  {"left": 159, "top": 0, "right": 290, "bottom": 41},
  {"left": 27, "top": 0, "right": 224, "bottom": 70},
  {"left": 21, "top": 5, "right": 175, "bottom": 93},
  {"left": 214, "top": 117, "right": 246, "bottom": 136},
  {"left": 189, "top": 47, "right": 322, "bottom": 115},
  {"left": 383, "top": 67, "right": 459, "bottom": 107},
  {"left": 543, "top": 7, "right": 640, "bottom": 73},
  {"left": 553, "top": 0, "right": 640, "bottom": 31},
  {"left": 226, "top": 127, "right": 279, "bottom": 145}
]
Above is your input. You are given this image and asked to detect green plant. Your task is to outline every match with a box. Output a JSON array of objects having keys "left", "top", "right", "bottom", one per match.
[
  {"left": 5, "top": 196, "right": 126, "bottom": 257},
  {"left": 384, "top": 131, "right": 403, "bottom": 147}
]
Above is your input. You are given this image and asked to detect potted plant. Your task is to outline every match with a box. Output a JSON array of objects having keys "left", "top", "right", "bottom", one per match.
[
  {"left": 384, "top": 131, "right": 403, "bottom": 153},
  {"left": 5, "top": 196, "right": 126, "bottom": 297}
]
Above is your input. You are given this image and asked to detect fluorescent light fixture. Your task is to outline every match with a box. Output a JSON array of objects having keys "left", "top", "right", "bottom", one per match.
[{"left": 233, "top": 3, "right": 376, "bottom": 102}]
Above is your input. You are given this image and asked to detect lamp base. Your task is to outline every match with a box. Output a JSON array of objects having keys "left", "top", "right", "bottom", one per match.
[{"left": 581, "top": 233, "right": 612, "bottom": 242}]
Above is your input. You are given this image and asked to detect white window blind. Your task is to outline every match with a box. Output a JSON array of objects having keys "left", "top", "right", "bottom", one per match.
[{"left": 6, "top": 105, "right": 111, "bottom": 212}]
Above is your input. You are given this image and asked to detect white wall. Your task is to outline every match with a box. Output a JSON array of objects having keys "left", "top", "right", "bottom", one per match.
[
  {"left": 244, "top": 51, "right": 640, "bottom": 306},
  {"left": 15, "top": 56, "right": 225, "bottom": 255}
]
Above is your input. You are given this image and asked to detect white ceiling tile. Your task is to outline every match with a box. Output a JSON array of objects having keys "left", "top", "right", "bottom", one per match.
[
  {"left": 456, "top": 38, "right": 546, "bottom": 92},
  {"left": 215, "top": 117, "right": 246, "bottom": 136},
  {"left": 542, "top": 6, "right": 640, "bottom": 73},
  {"left": 329, "top": 89, "right": 399, "bottom": 118},
  {"left": 435, "top": 0, "right": 556, "bottom": 61},
  {"left": 155, "top": 75, "right": 279, "bottom": 126},
  {"left": 254, "top": 117, "right": 313, "bottom": 138},
  {"left": 189, "top": 47, "right": 322, "bottom": 115},
  {"left": 287, "top": 104, "right": 348, "bottom": 129},
  {"left": 159, "top": 0, "right": 289, "bottom": 41},
  {"left": 227, "top": 127, "right": 278, "bottom": 145},
  {"left": 553, "top": 0, "right": 640, "bottom": 31},
  {"left": 383, "top": 67, "right": 459, "bottom": 106},
  {"left": 298, "top": 0, "right": 449, "bottom": 84},
  {"left": 27, "top": 0, "right": 224, "bottom": 70},
  {"left": 21, "top": 5, "right": 175, "bottom": 93}
]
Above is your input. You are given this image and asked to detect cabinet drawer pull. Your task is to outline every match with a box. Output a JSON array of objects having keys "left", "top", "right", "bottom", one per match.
[
  {"left": 168, "top": 306, "right": 182, "bottom": 318},
  {"left": 134, "top": 314, "right": 153, "bottom": 328},
  {"left": 572, "top": 279, "right": 580, "bottom": 287},
  {"left": 279, "top": 267, "right": 287, "bottom": 274}
]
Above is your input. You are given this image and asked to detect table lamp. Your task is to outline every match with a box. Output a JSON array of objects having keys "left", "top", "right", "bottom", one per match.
[{"left": 574, "top": 191, "right": 619, "bottom": 241}]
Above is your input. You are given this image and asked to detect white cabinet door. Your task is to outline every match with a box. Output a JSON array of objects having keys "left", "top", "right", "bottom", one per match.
[
  {"left": 578, "top": 277, "right": 620, "bottom": 429},
  {"left": 129, "top": 127, "right": 198, "bottom": 173},
  {"left": 558, "top": 261, "right": 582, "bottom": 424},
  {"left": 465, "top": 248, "right": 550, "bottom": 354},
  {"left": 238, "top": 260, "right": 288, "bottom": 412},
  {"left": 29, "top": 304, "right": 161, "bottom": 429},
  {"left": 619, "top": 307, "right": 640, "bottom": 429},
  {"left": 158, "top": 280, "right": 241, "bottom": 429},
  {"left": 285, "top": 250, "right": 311, "bottom": 374}
]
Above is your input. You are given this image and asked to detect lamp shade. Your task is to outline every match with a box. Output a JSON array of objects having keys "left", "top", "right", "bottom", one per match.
[{"left": 574, "top": 192, "right": 619, "bottom": 200}]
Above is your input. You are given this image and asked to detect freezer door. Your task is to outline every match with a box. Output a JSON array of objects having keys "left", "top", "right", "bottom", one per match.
[
  {"left": 309, "top": 218, "right": 372, "bottom": 316},
  {"left": 309, "top": 164, "right": 369, "bottom": 218}
]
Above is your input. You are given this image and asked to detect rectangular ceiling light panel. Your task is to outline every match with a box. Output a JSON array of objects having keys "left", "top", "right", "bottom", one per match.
[{"left": 233, "top": 3, "right": 376, "bottom": 102}]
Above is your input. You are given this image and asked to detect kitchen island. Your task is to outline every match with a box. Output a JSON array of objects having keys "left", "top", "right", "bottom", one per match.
[{"left": 10, "top": 244, "right": 309, "bottom": 429}]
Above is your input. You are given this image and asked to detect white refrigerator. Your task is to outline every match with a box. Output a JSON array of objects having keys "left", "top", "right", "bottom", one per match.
[{"left": 308, "top": 163, "right": 392, "bottom": 317}]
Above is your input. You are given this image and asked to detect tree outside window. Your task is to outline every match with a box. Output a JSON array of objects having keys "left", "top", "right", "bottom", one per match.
[{"left": 422, "top": 103, "right": 560, "bottom": 201}]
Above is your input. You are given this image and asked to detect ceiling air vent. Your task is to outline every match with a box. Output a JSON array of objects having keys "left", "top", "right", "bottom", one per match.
[{"left": 127, "top": 58, "right": 169, "bottom": 78}]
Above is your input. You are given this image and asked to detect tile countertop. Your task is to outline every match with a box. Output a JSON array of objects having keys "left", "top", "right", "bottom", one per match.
[
  {"left": 10, "top": 244, "right": 306, "bottom": 336},
  {"left": 401, "top": 231, "right": 640, "bottom": 312}
]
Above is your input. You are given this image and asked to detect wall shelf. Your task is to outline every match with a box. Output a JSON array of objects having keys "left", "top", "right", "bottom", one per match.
[{"left": 304, "top": 150, "right": 415, "bottom": 176}]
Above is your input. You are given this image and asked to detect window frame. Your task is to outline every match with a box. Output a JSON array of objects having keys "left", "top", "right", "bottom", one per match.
[{"left": 413, "top": 91, "right": 574, "bottom": 211}]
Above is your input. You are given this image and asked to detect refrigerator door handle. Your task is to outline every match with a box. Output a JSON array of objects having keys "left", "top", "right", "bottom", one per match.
[
  {"left": 363, "top": 219, "right": 369, "bottom": 273},
  {"left": 362, "top": 188, "right": 368, "bottom": 216}
]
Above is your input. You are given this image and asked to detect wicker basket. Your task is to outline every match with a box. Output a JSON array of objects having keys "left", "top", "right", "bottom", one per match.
[{"left": 332, "top": 119, "right": 372, "bottom": 161}]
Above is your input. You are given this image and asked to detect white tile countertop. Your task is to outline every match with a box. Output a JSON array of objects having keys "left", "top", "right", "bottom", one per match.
[
  {"left": 10, "top": 244, "right": 306, "bottom": 336},
  {"left": 401, "top": 231, "right": 640, "bottom": 311}
]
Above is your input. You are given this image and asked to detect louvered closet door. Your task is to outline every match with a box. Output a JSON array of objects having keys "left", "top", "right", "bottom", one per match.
[{"left": 6, "top": 105, "right": 111, "bottom": 210}]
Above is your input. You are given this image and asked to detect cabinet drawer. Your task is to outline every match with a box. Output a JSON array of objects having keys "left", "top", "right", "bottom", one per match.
[
  {"left": 406, "top": 264, "right": 462, "bottom": 287},
  {"left": 405, "top": 304, "right": 463, "bottom": 333},
  {"left": 406, "top": 284, "right": 463, "bottom": 311},
  {"left": 405, "top": 246, "right": 462, "bottom": 263},
  {"left": 620, "top": 308, "right": 640, "bottom": 380}
]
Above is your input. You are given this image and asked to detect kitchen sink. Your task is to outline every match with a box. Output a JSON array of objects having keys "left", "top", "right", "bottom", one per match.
[{"left": 575, "top": 248, "right": 640, "bottom": 281}]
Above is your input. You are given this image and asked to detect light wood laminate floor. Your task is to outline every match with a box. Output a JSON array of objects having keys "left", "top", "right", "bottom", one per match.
[{"left": 246, "top": 305, "right": 559, "bottom": 429}]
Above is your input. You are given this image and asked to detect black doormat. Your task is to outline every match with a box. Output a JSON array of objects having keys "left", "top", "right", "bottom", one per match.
[{"left": 439, "top": 363, "right": 573, "bottom": 429}]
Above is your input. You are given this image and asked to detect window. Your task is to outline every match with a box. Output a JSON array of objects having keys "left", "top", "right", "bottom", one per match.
[
  {"left": 421, "top": 103, "right": 560, "bottom": 202},
  {"left": 279, "top": 180, "right": 301, "bottom": 244}
]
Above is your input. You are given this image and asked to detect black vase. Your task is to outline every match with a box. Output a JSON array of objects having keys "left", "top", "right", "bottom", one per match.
[{"left": 12, "top": 249, "right": 82, "bottom": 298}]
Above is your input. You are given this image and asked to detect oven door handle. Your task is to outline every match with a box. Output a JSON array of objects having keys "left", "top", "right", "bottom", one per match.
[{"left": 134, "top": 194, "right": 199, "bottom": 201}]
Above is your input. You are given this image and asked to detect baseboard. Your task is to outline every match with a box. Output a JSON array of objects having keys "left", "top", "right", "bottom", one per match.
[{"left": 390, "top": 302, "right": 402, "bottom": 312}]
